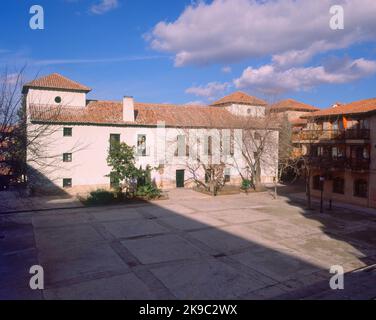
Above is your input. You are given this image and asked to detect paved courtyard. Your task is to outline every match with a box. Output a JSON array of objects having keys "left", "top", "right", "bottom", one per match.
[{"left": 1, "top": 188, "right": 376, "bottom": 300}]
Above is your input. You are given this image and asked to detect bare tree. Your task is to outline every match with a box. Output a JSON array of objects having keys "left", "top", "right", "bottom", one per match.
[
  {"left": 0, "top": 67, "right": 26, "bottom": 187},
  {"left": 232, "top": 113, "right": 280, "bottom": 192},
  {"left": 171, "top": 127, "right": 230, "bottom": 195},
  {"left": 1, "top": 66, "right": 87, "bottom": 193}
]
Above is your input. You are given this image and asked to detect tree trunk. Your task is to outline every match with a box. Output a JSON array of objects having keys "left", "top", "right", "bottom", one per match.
[
  {"left": 274, "top": 178, "right": 278, "bottom": 199},
  {"left": 306, "top": 171, "right": 312, "bottom": 210}
]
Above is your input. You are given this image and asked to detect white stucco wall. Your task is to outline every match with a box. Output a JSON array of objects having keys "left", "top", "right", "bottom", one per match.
[
  {"left": 26, "top": 88, "right": 86, "bottom": 107},
  {"left": 225, "top": 103, "right": 265, "bottom": 117},
  {"left": 26, "top": 123, "right": 279, "bottom": 193}
]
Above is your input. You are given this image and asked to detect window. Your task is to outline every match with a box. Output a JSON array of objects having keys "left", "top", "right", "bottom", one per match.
[
  {"left": 63, "top": 127, "right": 72, "bottom": 137},
  {"left": 247, "top": 108, "right": 252, "bottom": 115},
  {"left": 332, "top": 146, "right": 345, "bottom": 159},
  {"left": 63, "top": 178, "right": 72, "bottom": 188},
  {"left": 354, "top": 179, "right": 368, "bottom": 198},
  {"left": 313, "top": 175, "right": 321, "bottom": 190},
  {"left": 333, "top": 177, "right": 345, "bottom": 194},
  {"left": 137, "top": 134, "right": 147, "bottom": 156},
  {"left": 317, "top": 146, "right": 324, "bottom": 157},
  {"left": 176, "top": 135, "right": 188, "bottom": 157},
  {"left": 363, "top": 147, "right": 370, "bottom": 160},
  {"left": 351, "top": 145, "right": 369, "bottom": 160},
  {"left": 110, "top": 134, "right": 120, "bottom": 151},
  {"left": 204, "top": 136, "right": 212, "bottom": 156},
  {"left": 359, "top": 119, "right": 370, "bottom": 129},
  {"left": 224, "top": 168, "right": 231, "bottom": 183},
  {"left": 222, "top": 131, "right": 234, "bottom": 156},
  {"left": 63, "top": 153, "right": 72, "bottom": 162},
  {"left": 55, "top": 96, "right": 62, "bottom": 104},
  {"left": 332, "top": 119, "right": 343, "bottom": 130}
]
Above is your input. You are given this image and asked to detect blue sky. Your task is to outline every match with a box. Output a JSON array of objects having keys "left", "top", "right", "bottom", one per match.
[{"left": 1, "top": 0, "right": 376, "bottom": 108}]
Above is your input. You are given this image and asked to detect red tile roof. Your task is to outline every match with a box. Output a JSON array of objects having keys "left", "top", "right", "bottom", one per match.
[
  {"left": 23, "top": 73, "right": 91, "bottom": 92},
  {"left": 29, "top": 100, "right": 274, "bottom": 129},
  {"left": 306, "top": 98, "right": 376, "bottom": 118},
  {"left": 270, "top": 99, "right": 319, "bottom": 112},
  {"left": 211, "top": 91, "right": 267, "bottom": 106},
  {"left": 290, "top": 118, "right": 308, "bottom": 126}
]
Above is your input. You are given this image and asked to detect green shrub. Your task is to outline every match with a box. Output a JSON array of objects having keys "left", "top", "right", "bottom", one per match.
[
  {"left": 136, "top": 184, "right": 162, "bottom": 200},
  {"left": 241, "top": 179, "right": 252, "bottom": 190},
  {"left": 85, "top": 189, "right": 116, "bottom": 206}
]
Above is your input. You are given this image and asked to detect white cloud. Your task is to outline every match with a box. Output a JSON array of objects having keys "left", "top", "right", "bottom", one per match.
[
  {"left": 185, "top": 100, "right": 206, "bottom": 105},
  {"left": 221, "top": 66, "right": 232, "bottom": 73},
  {"left": 185, "top": 82, "right": 230, "bottom": 100},
  {"left": 148, "top": 0, "right": 376, "bottom": 67},
  {"left": 234, "top": 58, "right": 376, "bottom": 94},
  {"left": 90, "top": 0, "right": 119, "bottom": 15}
]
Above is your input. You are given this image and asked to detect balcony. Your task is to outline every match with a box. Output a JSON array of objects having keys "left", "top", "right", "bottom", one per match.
[
  {"left": 293, "top": 130, "right": 344, "bottom": 142},
  {"left": 293, "top": 129, "right": 370, "bottom": 142},
  {"left": 348, "top": 158, "right": 370, "bottom": 171},
  {"left": 309, "top": 156, "right": 347, "bottom": 169},
  {"left": 345, "top": 129, "right": 370, "bottom": 140},
  {"left": 308, "top": 156, "right": 370, "bottom": 171}
]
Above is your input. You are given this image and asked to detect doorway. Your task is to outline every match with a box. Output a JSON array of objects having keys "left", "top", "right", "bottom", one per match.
[{"left": 176, "top": 170, "right": 185, "bottom": 188}]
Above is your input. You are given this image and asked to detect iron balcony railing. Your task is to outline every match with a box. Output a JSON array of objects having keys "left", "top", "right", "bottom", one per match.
[
  {"left": 293, "top": 129, "right": 370, "bottom": 142},
  {"left": 344, "top": 129, "right": 371, "bottom": 139},
  {"left": 309, "top": 156, "right": 370, "bottom": 171}
]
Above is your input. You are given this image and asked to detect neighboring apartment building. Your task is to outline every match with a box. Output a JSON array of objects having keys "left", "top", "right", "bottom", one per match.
[
  {"left": 269, "top": 99, "right": 320, "bottom": 124},
  {"left": 23, "top": 73, "right": 279, "bottom": 195},
  {"left": 270, "top": 99, "right": 319, "bottom": 158},
  {"left": 297, "top": 99, "right": 376, "bottom": 209}
]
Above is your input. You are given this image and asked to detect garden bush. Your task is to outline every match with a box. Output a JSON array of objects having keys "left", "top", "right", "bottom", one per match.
[
  {"left": 85, "top": 189, "right": 116, "bottom": 206},
  {"left": 135, "top": 183, "right": 162, "bottom": 200},
  {"left": 241, "top": 179, "right": 252, "bottom": 190}
]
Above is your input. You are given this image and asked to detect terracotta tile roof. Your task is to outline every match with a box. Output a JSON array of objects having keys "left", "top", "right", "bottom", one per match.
[
  {"left": 23, "top": 73, "right": 91, "bottom": 92},
  {"left": 306, "top": 98, "right": 376, "bottom": 118},
  {"left": 290, "top": 118, "right": 308, "bottom": 126},
  {"left": 211, "top": 91, "right": 267, "bottom": 106},
  {"left": 29, "top": 100, "right": 273, "bottom": 129},
  {"left": 270, "top": 99, "right": 319, "bottom": 112}
]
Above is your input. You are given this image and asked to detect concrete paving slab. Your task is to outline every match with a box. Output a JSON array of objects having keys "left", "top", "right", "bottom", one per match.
[
  {"left": 229, "top": 247, "right": 320, "bottom": 282},
  {"left": 188, "top": 226, "right": 258, "bottom": 254},
  {"left": 150, "top": 258, "right": 267, "bottom": 300},
  {"left": 32, "top": 212, "right": 89, "bottom": 228},
  {"left": 159, "top": 214, "right": 227, "bottom": 231},
  {"left": 44, "top": 273, "right": 155, "bottom": 300},
  {"left": 279, "top": 233, "right": 370, "bottom": 269},
  {"left": 209, "top": 209, "right": 271, "bottom": 224},
  {"left": 34, "top": 225, "right": 104, "bottom": 250},
  {"left": 0, "top": 249, "right": 39, "bottom": 289},
  {"left": 90, "top": 207, "right": 143, "bottom": 222},
  {"left": 102, "top": 219, "right": 169, "bottom": 239},
  {"left": 39, "top": 242, "right": 129, "bottom": 284},
  {"left": 0, "top": 224, "right": 35, "bottom": 254},
  {"left": 0, "top": 286, "right": 43, "bottom": 300},
  {"left": 240, "top": 219, "right": 320, "bottom": 242},
  {"left": 121, "top": 234, "right": 204, "bottom": 264}
]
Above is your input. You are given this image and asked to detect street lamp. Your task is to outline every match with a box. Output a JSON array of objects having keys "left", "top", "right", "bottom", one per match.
[{"left": 320, "top": 176, "right": 325, "bottom": 213}]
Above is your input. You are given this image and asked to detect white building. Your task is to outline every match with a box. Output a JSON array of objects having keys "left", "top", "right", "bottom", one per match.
[{"left": 23, "top": 73, "right": 279, "bottom": 195}]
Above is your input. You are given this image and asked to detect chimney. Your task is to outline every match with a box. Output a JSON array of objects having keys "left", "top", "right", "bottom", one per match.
[{"left": 123, "top": 96, "right": 135, "bottom": 122}]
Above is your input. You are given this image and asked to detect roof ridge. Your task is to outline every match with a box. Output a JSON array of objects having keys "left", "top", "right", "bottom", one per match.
[{"left": 24, "top": 73, "right": 91, "bottom": 92}]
